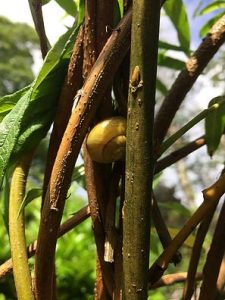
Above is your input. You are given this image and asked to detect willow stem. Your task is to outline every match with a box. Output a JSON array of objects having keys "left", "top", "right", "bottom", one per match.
[{"left": 9, "top": 153, "right": 34, "bottom": 300}]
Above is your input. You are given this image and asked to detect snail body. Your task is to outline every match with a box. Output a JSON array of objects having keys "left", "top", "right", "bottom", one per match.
[{"left": 86, "top": 116, "right": 126, "bottom": 163}]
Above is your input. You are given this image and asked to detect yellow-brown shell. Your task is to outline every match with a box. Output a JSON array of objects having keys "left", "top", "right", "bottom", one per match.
[{"left": 86, "top": 117, "right": 126, "bottom": 163}]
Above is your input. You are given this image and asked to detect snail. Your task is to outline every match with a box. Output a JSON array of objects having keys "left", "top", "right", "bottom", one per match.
[{"left": 86, "top": 116, "right": 126, "bottom": 163}]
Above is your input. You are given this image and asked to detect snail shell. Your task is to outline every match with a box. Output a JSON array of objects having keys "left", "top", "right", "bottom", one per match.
[{"left": 86, "top": 116, "right": 126, "bottom": 163}]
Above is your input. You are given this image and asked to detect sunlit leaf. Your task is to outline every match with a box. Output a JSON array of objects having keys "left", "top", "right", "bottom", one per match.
[
  {"left": 55, "top": 0, "right": 78, "bottom": 18},
  {"left": 200, "top": 12, "right": 224, "bottom": 37},
  {"left": 198, "top": 1, "right": 225, "bottom": 15}
]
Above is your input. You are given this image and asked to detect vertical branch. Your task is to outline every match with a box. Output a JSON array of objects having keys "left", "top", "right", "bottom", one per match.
[
  {"left": 199, "top": 199, "right": 225, "bottom": 300},
  {"left": 83, "top": 1, "right": 115, "bottom": 298},
  {"left": 123, "top": 1, "right": 160, "bottom": 299},
  {"left": 9, "top": 153, "right": 34, "bottom": 300},
  {"left": 28, "top": 0, "right": 50, "bottom": 58}
]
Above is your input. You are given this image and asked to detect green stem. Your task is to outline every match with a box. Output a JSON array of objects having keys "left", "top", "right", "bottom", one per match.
[
  {"left": 123, "top": 0, "right": 161, "bottom": 299},
  {"left": 9, "top": 153, "right": 34, "bottom": 300}
]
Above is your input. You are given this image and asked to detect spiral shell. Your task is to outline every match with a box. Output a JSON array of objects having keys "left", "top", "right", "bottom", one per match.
[{"left": 86, "top": 116, "right": 126, "bottom": 163}]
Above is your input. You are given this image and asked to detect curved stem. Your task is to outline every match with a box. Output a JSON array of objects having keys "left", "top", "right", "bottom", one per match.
[{"left": 9, "top": 153, "right": 34, "bottom": 300}]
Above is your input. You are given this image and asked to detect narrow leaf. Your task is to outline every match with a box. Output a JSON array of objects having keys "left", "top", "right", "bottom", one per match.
[
  {"left": 164, "top": 0, "right": 190, "bottom": 52},
  {"left": 159, "top": 40, "right": 190, "bottom": 54},
  {"left": 17, "top": 188, "right": 42, "bottom": 218},
  {"left": 205, "top": 96, "right": 225, "bottom": 157},
  {"left": 158, "top": 52, "right": 185, "bottom": 70},
  {"left": 156, "top": 78, "right": 168, "bottom": 96},
  {"left": 200, "top": 12, "right": 224, "bottom": 37},
  {"left": 198, "top": 1, "right": 225, "bottom": 15}
]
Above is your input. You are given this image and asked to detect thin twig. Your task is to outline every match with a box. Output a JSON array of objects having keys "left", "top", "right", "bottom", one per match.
[
  {"left": 28, "top": 0, "right": 50, "bottom": 58},
  {"left": 150, "top": 272, "right": 203, "bottom": 290},
  {"left": 152, "top": 195, "right": 182, "bottom": 265}
]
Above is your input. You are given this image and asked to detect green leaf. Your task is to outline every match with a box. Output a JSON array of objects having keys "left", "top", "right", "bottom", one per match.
[
  {"left": 158, "top": 52, "right": 185, "bottom": 70},
  {"left": 17, "top": 188, "right": 42, "bottom": 217},
  {"left": 159, "top": 40, "right": 190, "bottom": 54},
  {"left": 200, "top": 12, "right": 224, "bottom": 37},
  {"left": 42, "top": 0, "right": 52, "bottom": 4},
  {"left": 118, "top": 0, "right": 123, "bottom": 16},
  {"left": 164, "top": 0, "right": 190, "bottom": 53},
  {"left": 156, "top": 78, "right": 168, "bottom": 96},
  {"left": 0, "top": 26, "right": 79, "bottom": 185},
  {"left": 0, "top": 88, "right": 33, "bottom": 186},
  {"left": 114, "top": 1, "right": 122, "bottom": 27},
  {"left": 198, "top": 1, "right": 225, "bottom": 15},
  {"left": 0, "top": 86, "right": 30, "bottom": 122},
  {"left": 55, "top": 0, "right": 78, "bottom": 17},
  {"left": 75, "top": 0, "right": 85, "bottom": 24},
  {"left": 205, "top": 96, "right": 225, "bottom": 157}
]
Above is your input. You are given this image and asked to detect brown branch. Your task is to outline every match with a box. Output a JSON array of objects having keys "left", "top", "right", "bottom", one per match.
[
  {"left": 150, "top": 272, "right": 203, "bottom": 290},
  {"left": 154, "top": 14, "right": 225, "bottom": 150},
  {"left": 0, "top": 205, "right": 90, "bottom": 279},
  {"left": 148, "top": 172, "right": 225, "bottom": 286},
  {"left": 217, "top": 255, "right": 225, "bottom": 296},
  {"left": 199, "top": 199, "right": 225, "bottom": 300},
  {"left": 84, "top": 151, "right": 114, "bottom": 297},
  {"left": 182, "top": 208, "right": 216, "bottom": 300},
  {"left": 155, "top": 136, "right": 205, "bottom": 174},
  {"left": 28, "top": 0, "right": 50, "bottom": 58},
  {"left": 43, "top": 25, "right": 84, "bottom": 201},
  {"left": 83, "top": 0, "right": 96, "bottom": 79},
  {"left": 83, "top": 2, "right": 115, "bottom": 297},
  {"left": 34, "top": 9, "right": 132, "bottom": 300}
]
